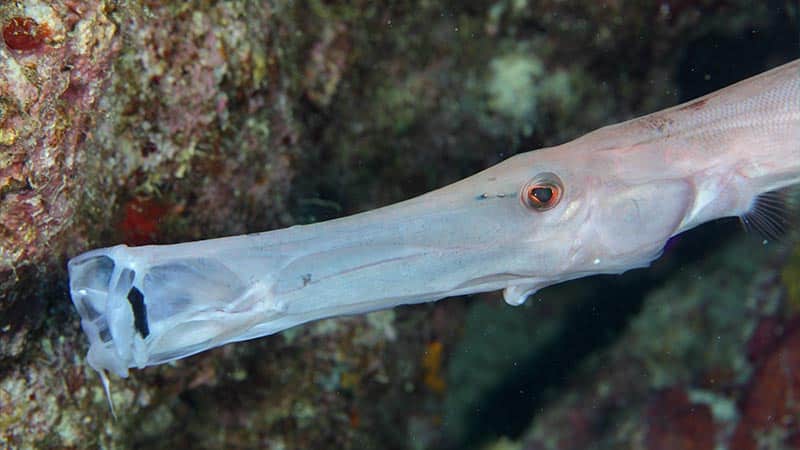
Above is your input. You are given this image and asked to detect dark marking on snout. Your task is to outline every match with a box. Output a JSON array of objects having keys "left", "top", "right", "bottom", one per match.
[
  {"left": 127, "top": 286, "right": 150, "bottom": 338},
  {"left": 476, "top": 192, "right": 516, "bottom": 201}
]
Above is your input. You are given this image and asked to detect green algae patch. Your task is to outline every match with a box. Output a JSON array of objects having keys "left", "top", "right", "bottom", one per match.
[
  {"left": 487, "top": 55, "right": 544, "bottom": 131},
  {"left": 782, "top": 243, "right": 800, "bottom": 311}
]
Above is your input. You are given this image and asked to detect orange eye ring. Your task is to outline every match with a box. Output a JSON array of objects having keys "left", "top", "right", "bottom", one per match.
[{"left": 521, "top": 172, "right": 563, "bottom": 211}]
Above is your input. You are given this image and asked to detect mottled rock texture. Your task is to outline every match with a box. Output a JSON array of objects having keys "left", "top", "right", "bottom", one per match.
[
  {"left": 0, "top": 0, "right": 796, "bottom": 448},
  {"left": 511, "top": 237, "right": 796, "bottom": 450}
]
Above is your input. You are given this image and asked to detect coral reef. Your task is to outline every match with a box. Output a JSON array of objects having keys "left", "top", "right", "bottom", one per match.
[
  {"left": 0, "top": 0, "right": 796, "bottom": 448},
  {"left": 0, "top": 0, "right": 119, "bottom": 360}
]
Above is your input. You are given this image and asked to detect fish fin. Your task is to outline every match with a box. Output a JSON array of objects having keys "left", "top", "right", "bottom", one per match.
[
  {"left": 740, "top": 185, "right": 800, "bottom": 242},
  {"left": 98, "top": 369, "right": 117, "bottom": 419},
  {"left": 503, "top": 283, "right": 542, "bottom": 306}
]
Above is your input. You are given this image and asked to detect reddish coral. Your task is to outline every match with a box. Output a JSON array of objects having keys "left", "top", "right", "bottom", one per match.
[
  {"left": 746, "top": 316, "right": 786, "bottom": 364},
  {"left": 731, "top": 327, "right": 800, "bottom": 450},
  {"left": 646, "top": 388, "right": 714, "bottom": 450},
  {"left": 119, "top": 197, "right": 171, "bottom": 246},
  {"left": 2, "top": 17, "right": 50, "bottom": 51},
  {"left": 0, "top": 1, "right": 121, "bottom": 362}
]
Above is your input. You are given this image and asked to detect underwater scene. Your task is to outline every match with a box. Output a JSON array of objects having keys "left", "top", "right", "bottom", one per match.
[{"left": 1, "top": 1, "right": 799, "bottom": 449}]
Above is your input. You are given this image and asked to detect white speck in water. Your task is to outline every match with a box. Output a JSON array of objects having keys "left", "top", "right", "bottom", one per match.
[
  {"left": 762, "top": 239, "right": 769, "bottom": 245},
  {"left": 593, "top": 258, "right": 600, "bottom": 265}
]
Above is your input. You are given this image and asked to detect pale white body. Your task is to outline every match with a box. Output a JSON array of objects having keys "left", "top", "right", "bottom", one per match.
[{"left": 69, "top": 60, "right": 800, "bottom": 379}]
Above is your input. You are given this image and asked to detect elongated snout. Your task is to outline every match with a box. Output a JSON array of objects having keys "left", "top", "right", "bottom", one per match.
[{"left": 68, "top": 154, "right": 578, "bottom": 376}]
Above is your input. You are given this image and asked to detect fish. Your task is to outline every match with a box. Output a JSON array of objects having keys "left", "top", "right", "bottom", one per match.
[{"left": 68, "top": 59, "right": 800, "bottom": 402}]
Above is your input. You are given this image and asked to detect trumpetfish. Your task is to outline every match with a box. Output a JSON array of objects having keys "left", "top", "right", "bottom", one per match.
[{"left": 68, "top": 59, "right": 800, "bottom": 407}]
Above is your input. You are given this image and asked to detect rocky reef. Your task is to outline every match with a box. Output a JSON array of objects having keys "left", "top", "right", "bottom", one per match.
[{"left": 0, "top": 0, "right": 797, "bottom": 448}]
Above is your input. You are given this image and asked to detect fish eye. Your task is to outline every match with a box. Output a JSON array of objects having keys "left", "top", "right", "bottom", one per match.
[{"left": 521, "top": 172, "right": 563, "bottom": 211}]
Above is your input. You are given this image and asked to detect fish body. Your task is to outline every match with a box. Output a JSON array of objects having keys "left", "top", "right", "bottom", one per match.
[{"left": 68, "top": 59, "right": 800, "bottom": 379}]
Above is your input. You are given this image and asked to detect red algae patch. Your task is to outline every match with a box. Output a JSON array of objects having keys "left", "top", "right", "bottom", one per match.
[
  {"left": 2, "top": 17, "right": 51, "bottom": 51},
  {"left": 119, "top": 197, "right": 174, "bottom": 246},
  {"left": 646, "top": 388, "right": 715, "bottom": 450},
  {"left": 731, "top": 327, "right": 800, "bottom": 450}
]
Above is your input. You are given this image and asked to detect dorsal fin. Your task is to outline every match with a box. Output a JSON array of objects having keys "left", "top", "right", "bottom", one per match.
[{"left": 740, "top": 185, "right": 799, "bottom": 242}]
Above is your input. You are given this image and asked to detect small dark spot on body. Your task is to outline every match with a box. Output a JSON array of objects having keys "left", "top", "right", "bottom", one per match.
[
  {"left": 475, "top": 192, "right": 514, "bottom": 200},
  {"left": 643, "top": 116, "right": 674, "bottom": 134}
]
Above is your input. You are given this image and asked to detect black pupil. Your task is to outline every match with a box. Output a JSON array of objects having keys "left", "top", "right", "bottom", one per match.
[{"left": 531, "top": 186, "right": 553, "bottom": 203}]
